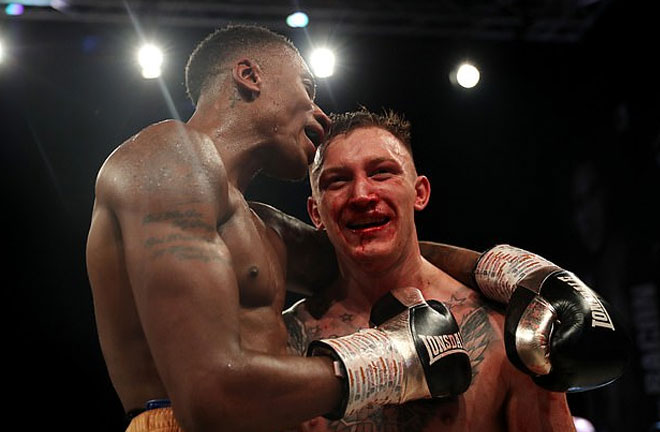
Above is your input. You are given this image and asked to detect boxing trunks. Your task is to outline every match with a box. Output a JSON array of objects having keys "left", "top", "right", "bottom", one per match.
[{"left": 125, "top": 399, "right": 182, "bottom": 432}]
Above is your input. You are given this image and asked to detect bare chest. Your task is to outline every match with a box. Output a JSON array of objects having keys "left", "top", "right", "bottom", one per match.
[
  {"left": 296, "top": 299, "right": 509, "bottom": 432},
  {"left": 221, "top": 189, "right": 287, "bottom": 306},
  {"left": 220, "top": 190, "right": 288, "bottom": 351}
]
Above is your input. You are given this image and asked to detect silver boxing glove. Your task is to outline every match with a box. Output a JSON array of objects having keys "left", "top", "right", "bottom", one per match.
[{"left": 307, "top": 287, "right": 472, "bottom": 419}]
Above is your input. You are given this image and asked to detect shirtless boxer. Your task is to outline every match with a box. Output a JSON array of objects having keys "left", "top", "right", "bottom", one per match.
[
  {"left": 86, "top": 26, "right": 471, "bottom": 432},
  {"left": 281, "top": 109, "right": 627, "bottom": 431}
]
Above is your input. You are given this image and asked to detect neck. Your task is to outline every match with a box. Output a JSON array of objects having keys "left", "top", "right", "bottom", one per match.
[
  {"left": 187, "top": 101, "right": 266, "bottom": 193},
  {"left": 336, "top": 240, "right": 432, "bottom": 310}
]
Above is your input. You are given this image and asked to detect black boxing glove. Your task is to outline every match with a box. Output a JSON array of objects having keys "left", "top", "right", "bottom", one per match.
[
  {"left": 307, "top": 287, "right": 472, "bottom": 419},
  {"left": 474, "top": 244, "right": 631, "bottom": 392}
]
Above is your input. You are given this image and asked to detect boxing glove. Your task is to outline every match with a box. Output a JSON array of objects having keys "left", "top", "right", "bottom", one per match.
[
  {"left": 474, "top": 244, "right": 631, "bottom": 392},
  {"left": 307, "top": 287, "right": 472, "bottom": 419}
]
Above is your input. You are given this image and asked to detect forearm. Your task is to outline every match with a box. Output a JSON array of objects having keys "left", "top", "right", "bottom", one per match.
[
  {"left": 419, "top": 241, "right": 481, "bottom": 289},
  {"left": 182, "top": 352, "right": 342, "bottom": 432}
]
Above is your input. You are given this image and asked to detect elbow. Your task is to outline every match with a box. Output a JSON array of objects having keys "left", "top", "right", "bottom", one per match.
[{"left": 173, "top": 367, "right": 259, "bottom": 432}]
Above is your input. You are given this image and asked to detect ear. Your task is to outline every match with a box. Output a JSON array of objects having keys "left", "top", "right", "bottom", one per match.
[
  {"left": 413, "top": 175, "right": 431, "bottom": 211},
  {"left": 232, "top": 58, "right": 262, "bottom": 99},
  {"left": 307, "top": 196, "right": 325, "bottom": 229}
]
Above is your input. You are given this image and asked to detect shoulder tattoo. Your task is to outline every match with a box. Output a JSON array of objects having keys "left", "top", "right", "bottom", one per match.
[
  {"left": 445, "top": 294, "right": 497, "bottom": 380},
  {"left": 282, "top": 310, "right": 309, "bottom": 356}
]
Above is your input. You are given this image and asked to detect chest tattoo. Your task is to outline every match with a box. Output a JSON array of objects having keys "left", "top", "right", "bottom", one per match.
[{"left": 286, "top": 295, "right": 499, "bottom": 432}]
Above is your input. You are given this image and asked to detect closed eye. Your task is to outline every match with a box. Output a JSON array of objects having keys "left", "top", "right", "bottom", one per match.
[
  {"left": 320, "top": 176, "right": 349, "bottom": 190},
  {"left": 303, "top": 79, "right": 317, "bottom": 101},
  {"left": 370, "top": 168, "right": 397, "bottom": 180}
]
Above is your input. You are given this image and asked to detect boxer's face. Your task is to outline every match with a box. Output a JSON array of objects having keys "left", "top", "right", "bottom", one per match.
[
  {"left": 258, "top": 48, "right": 329, "bottom": 180},
  {"left": 308, "top": 127, "right": 430, "bottom": 269}
]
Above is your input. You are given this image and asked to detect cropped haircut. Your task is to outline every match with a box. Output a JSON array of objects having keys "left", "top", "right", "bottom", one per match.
[
  {"left": 185, "top": 24, "right": 298, "bottom": 106},
  {"left": 310, "top": 107, "right": 413, "bottom": 184}
]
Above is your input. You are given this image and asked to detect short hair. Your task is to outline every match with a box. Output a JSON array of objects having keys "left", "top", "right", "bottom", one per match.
[
  {"left": 185, "top": 24, "right": 298, "bottom": 106},
  {"left": 310, "top": 107, "right": 413, "bottom": 184}
]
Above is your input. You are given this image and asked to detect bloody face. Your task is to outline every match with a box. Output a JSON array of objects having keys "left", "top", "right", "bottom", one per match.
[{"left": 308, "top": 127, "right": 430, "bottom": 272}]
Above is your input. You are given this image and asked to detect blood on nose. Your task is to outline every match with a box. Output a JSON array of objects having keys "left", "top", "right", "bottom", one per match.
[{"left": 348, "top": 178, "right": 377, "bottom": 208}]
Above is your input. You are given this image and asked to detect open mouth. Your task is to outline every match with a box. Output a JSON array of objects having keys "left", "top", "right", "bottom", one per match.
[
  {"left": 305, "top": 126, "right": 323, "bottom": 148},
  {"left": 346, "top": 217, "right": 391, "bottom": 230}
]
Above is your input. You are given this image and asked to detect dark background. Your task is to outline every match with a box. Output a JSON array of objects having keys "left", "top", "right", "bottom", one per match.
[{"left": 2, "top": 1, "right": 658, "bottom": 430}]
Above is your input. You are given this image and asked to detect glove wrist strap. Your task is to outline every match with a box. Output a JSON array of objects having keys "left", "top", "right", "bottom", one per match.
[
  {"left": 475, "top": 244, "right": 559, "bottom": 303},
  {"left": 307, "top": 328, "right": 406, "bottom": 418}
]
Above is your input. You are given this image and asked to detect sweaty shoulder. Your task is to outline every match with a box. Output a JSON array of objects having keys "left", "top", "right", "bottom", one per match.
[{"left": 95, "top": 119, "right": 230, "bottom": 217}]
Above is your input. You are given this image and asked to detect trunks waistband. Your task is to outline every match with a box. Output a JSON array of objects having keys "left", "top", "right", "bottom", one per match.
[{"left": 126, "top": 399, "right": 172, "bottom": 423}]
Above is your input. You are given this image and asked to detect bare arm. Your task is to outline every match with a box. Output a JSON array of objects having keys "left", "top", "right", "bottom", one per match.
[
  {"left": 419, "top": 241, "right": 481, "bottom": 289},
  {"left": 505, "top": 369, "right": 576, "bottom": 431},
  {"left": 100, "top": 122, "right": 341, "bottom": 432},
  {"left": 250, "top": 201, "right": 338, "bottom": 296}
]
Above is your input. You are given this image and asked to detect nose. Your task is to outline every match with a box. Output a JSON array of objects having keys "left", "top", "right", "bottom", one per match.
[
  {"left": 313, "top": 104, "right": 332, "bottom": 138},
  {"left": 348, "top": 176, "right": 378, "bottom": 209}
]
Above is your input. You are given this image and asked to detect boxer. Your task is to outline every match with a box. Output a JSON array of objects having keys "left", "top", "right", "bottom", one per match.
[
  {"left": 86, "top": 26, "right": 470, "bottom": 432},
  {"left": 281, "top": 108, "right": 627, "bottom": 431}
]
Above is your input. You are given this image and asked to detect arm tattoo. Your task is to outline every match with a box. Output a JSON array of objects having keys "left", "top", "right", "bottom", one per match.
[
  {"left": 141, "top": 209, "right": 228, "bottom": 263},
  {"left": 142, "top": 209, "right": 215, "bottom": 233},
  {"left": 145, "top": 233, "right": 214, "bottom": 248},
  {"left": 151, "top": 245, "right": 228, "bottom": 263}
]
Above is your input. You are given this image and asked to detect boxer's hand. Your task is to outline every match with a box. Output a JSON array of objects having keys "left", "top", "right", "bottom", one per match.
[
  {"left": 307, "top": 287, "right": 472, "bottom": 419},
  {"left": 474, "top": 244, "right": 631, "bottom": 392}
]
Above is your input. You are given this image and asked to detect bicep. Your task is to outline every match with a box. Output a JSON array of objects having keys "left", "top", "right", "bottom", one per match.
[
  {"left": 118, "top": 200, "right": 243, "bottom": 376},
  {"left": 107, "top": 128, "right": 242, "bottom": 391}
]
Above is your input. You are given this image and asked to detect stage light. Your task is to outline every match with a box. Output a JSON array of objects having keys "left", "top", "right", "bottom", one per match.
[
  {"left": 455, "top": 62, "right": 480, "bottom": 89},
  {"left": 310, "top": 48, "right": 335, "bottom": 78},
  {"left": 2, "top": 1, "right": 50, "bottom": 5},
  {"left": 5, "top": 3, "right": 25, "bottom": 15},
  {"left": 137, "top": 43, "right": 163, "bottom": 79},
  {"left": 573, "top": 416, "right": 596, "bottom": 432},
  {"left": 286, "top": 11, "right": 309, "bottom": 28},
  {"left": 140, "top": 66, "right": 161, "bottom": 79}
]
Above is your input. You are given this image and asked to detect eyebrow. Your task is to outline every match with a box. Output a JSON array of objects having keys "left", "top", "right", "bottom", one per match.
[{"left": 320, "top": 157, "right": 401, "bottom": 176}]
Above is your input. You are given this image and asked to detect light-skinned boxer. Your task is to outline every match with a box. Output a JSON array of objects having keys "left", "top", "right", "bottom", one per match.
[
  {"left": 275, "top": 109, "right": 629, "bottom": 431},
  {"left": 86, "top": 26, "right": 471, "bottom": 432}
]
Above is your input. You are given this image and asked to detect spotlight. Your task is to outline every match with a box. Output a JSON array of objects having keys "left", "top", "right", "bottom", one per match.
[
  {"left": 5, "top": 3, "right": 25, "bottom": 15},
  {"left": 137, "top": 43, "right": 163, "bottom": 79},
  {"left": 454, "top": 62, "right": 480, "bottom": 89},
  {"left": 286, "top": 11, "right": 309, "bottom": 28},
  {"left": 310, "top": 48, "right": 335, "bottom": 78},
  {"left": 573, "top": 416, "right": 596, "bottom": 432},
  {"left": 141, "top": 66, "right": 161, "bottom": 79},
  {"left": 450, "top": 61, "right": 481, "bottom": 89}
]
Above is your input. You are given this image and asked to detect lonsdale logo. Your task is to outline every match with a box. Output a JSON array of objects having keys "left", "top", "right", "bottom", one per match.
[
  {"left": 557, "top": 273, "right": 615, "bottom": 330},
  {"left": 419, "top": 332, "right": 466, "bottom": 365}
]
